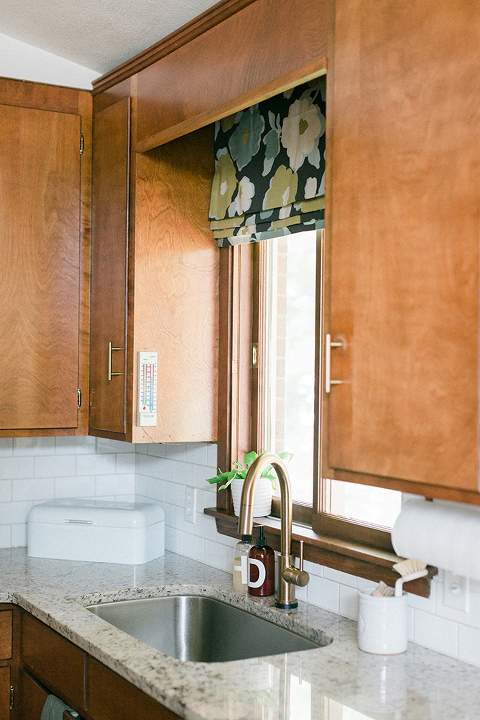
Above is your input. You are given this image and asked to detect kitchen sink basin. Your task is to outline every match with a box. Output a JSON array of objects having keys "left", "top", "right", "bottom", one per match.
[{"left": 86, "top": 594, "right": 329, "bottom": 662}]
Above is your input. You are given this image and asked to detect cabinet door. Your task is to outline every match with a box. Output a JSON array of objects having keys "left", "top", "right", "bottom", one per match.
[
  {"left": 90, "top": 98, "right": 130, "bottom": 434},
  {"left": 0, "top": 103, "right": 81, "bottom": 430},
  {"left": 0, "top": 667, "right": 9, "bottom": 720},
  {"left": 327, "top": 0, "right": 480, "bottom": 493},
  {"left": 19, "top": 669, "right": 46, "bottom": 720}
]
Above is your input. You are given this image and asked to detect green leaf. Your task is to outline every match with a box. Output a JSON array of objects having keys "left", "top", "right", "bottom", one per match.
[
  {"left": 206, "top": 471, "right": 230, "bottom": 484},
  {"left": 244, "top": 450, "right": 258, "bottom": 468},
  {"left": 279, "top": 451, "right": 294, "bottom": 463},
  {"left": 218, "top": 469, "right": 240, "bottom": 490}
]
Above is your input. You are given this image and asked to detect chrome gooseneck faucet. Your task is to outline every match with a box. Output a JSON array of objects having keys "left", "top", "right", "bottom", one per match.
[{"left": 238, "top": 452, "right": 309, "bottom": 609}]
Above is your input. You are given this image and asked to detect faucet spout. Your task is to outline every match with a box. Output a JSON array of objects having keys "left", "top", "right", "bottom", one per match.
[{"left": 238, "top": 452, "right": 309, "bottom": 609}]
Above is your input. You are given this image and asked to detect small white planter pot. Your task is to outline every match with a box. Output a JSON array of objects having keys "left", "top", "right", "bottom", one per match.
[{"left": 230, "top": 477, "right": 273, "bottom": 517}]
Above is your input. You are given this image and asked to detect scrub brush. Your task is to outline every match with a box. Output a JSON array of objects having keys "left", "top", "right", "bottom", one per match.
[
  {"left": 371, "top": 580, "right": 394, "bottom": 597},
  {"left": 393, "top": 558, "right": 428, "bottom": 597}
]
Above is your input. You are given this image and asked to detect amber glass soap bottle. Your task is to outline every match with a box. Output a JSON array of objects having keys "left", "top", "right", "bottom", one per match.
[{"left": 248, "top": 526, "right": 275, "bottom": 597}]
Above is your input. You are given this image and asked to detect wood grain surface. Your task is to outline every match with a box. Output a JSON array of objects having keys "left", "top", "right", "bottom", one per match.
[
  {"left": 89, "top": 97, "right": 130, "bottom": 434},
  {"left": 132, "top": 125, "right": 218, "bottom": 442},
  {"left": 327, "top": 0, "right": 480, "bottom": 490},
  {"left": 21, "top": 614, "right": 86, "bottom": 712},
  {"left": 135, "top": 0, "right": 329, "bottom": 150},
  {"left": 0, "top": 103, "right": 81, "bottom": 430},
  {"left": 88, "top": 658, "right": 182, "bottom": 720},
  {"left": 0, "top": 612, "right": 12, "bottom": 661}
]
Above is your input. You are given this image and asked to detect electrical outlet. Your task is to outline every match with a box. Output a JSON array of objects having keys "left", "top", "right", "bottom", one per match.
[
  {"left": 443, "top": 571, "right": 470, "bottom": 613},
  {"left": 185, "top": 488, "right": 197, "bottom": 524}
]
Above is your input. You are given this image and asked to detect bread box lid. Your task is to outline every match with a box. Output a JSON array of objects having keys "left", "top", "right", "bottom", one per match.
[{"left": 28, "top": 499, "right": 164, "bottom": 528}]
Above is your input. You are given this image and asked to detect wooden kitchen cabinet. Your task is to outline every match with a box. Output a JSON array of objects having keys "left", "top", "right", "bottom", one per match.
[
  {"left": 90, "top": 86, "right": 219, "bottom": 443},
  {"left": 17, "top": 610, "right": 181, "bottom": 720},
  {"left": 324, "top": 0, "right": 480, "bottom": 499},
  {"left": 0, "top": 78, "right": 91, "bottom": 438}
]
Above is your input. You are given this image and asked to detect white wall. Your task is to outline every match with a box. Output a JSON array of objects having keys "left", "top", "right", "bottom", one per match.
[
  {"left": 0, "top": 33, "right": 100, "bottom": 89},
  {"left": 1, "top": 438, "right": 480, "bottom": 668}
]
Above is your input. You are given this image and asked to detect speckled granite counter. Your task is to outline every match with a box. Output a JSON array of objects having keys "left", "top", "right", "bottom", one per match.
[{"left": 1, "top": 547, "right": 479, "bottom": 720}]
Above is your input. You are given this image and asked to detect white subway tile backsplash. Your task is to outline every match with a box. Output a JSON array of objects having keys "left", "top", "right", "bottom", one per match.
[
  {"left": 206, "top": 443, "right": 218, "bottom": 469},
  {"left": 136, "top": 454, "right": 157, "bottom": 477},
  {"left": 75, "top": 453, "right": 116, "bottom": 476},
  {"left": 414, "top": 608, "right": 459, "bottom": 656},
  {"left": 204, "top": 538, "right": 228, "bottom": 572},
  {"left": 0, "top": 481, "right": 12, "bottom": 502},
  {"left": 324, "top": 567, "right": 358, "bottom": 588},
  {"left": 174, "top": 460, "right": 196, "bottom": 485},
  {"left": 55, "top": 476, "right": 96, "bottom": 499},
  {"left": 12, "top": 478, "right": 55, "bottom": 501},
  {"left": 183, "top": 532, "right": 205, "bottom": 563},
  {"left": 0, "top": 525, "right": 11, "bottom": 548},
  {"left": 115, "top": 453, "right": 136, "bottom": 474},
  {"left": 183, "top": 443, "right": 208, "bottom": 466},
  {"left": 11, "top": 523, "right": 27, "bottom": 547},
  {"left": 339, "top": 584, "right": 358, "bottom": 620},
  {"left": 14, "top": 438, "right": 56, "bottom": 455},
  {"left": 165, "top": 526, "right": 184, "bottom": 554},
  {"left": 165, "top": 480, "right": 185, "bottom": 508},
  {"left": 147, "top": 443, "right": 169, "bottom": 458},
  {"left": 7, "top": 501, "right": 34, "bottom": 524},
  {"left": 35, "top": 456, "right": 75, "bottom": 478},
  {"left": 307, "top": 575, "right": 340, "bottom": 613},
  {"left": 95, "top": 474, "right": 135, "bottom": 496},
  {"left": 55, "top": 436, "right": 96, "bottom": 455},
  {"left": 163, "top": 444, "right": 186, "bottom": 461},
  {"left": 458, "top": 624, "right": 480, "bottom": 666},
  {"left": 0, "top": 440, "right": 13, "bottom": 457},
  {"left": 154, "top": 458, "right": 176, "bottom": 481},
  {"left": 96, "top": 438, "right": 135, "bottom": 454},
  {"left": 0, "top": 457, "right": 34, "bottom": 480}
]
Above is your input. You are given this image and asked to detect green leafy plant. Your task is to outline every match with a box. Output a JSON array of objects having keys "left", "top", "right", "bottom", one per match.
[{"left": 207, "top": 450, "right": 294, "bottom": 491}]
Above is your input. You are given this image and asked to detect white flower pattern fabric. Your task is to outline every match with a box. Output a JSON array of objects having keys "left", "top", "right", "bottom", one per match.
[{"left": 209, "top": 76, "right": 326, "bottom": 247}]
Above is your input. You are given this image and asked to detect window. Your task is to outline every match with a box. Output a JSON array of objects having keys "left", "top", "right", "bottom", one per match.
[
  {"left": 256, "top": 229, "right": 402, "bottom": 539},
  {"left": 217, "top": 229, "right": 402, "bottom": 551}
]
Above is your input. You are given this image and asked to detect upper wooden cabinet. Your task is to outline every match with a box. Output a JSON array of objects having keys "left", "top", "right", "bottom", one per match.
[
  {"left": 89, "top": 90, "right": 219, "bottom": 442},
  {"left": 0, "top": 79, "right": 91, "bottom": 438},
  {"left": 134, "top": 0, "right": 329, "bottom": 150},
  {"left": 325, "top": 0, "right": 480, "bottom": 498}
]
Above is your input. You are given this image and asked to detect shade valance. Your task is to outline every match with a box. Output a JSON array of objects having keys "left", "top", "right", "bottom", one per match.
[{"left": 209, "top": 76, "right": 326, "bottom": 247}]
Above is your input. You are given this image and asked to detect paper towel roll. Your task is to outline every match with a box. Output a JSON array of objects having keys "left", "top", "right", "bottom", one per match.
[{"left": 392, "top": 499, "right": 480, "bottom": 580}]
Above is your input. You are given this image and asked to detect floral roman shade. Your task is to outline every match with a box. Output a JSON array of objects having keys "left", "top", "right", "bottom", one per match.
[{"left": 209, "top": 76, "right": 326, "bottom": 247}]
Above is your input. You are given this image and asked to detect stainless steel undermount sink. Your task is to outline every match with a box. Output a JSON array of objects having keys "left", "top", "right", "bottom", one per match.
[{"left": 86, "top": 594, "right": 331, "bottom": 662}]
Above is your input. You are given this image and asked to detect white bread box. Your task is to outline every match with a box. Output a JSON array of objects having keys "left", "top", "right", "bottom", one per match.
[{"left": 27, "top": 499, "right": 165, "bottom": 564}]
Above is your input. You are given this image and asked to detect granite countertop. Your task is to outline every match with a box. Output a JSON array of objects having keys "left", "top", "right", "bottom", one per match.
[{"left": 1, "top": 547, "right": 480, "bottom": 720}]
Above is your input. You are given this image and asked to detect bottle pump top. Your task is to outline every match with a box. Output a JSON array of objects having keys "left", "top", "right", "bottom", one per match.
[
  {"left": 242, "top": 534, "right": 252, "bottom": 543},
  {"left": 256, "top": 527, "right": 267, "bottom": 547}
]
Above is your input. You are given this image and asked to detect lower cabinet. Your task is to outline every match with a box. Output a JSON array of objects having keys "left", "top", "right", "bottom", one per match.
[
  {"left": 0, "top": 667, "right": 10, "bottom": 720},
  {"left": 18, "top": 610, "right": 182, "bottom": 720}
]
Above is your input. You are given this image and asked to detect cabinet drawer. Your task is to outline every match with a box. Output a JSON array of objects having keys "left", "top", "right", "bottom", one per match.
[
  {"left": 88, "top": 658, "right": 181, "bottom": 720},
  {"left": 21, "top": 613, "right": 86, "bottom": 712},
  {"left": 0, "top": 611, "right": 12, "bottom": 661}
]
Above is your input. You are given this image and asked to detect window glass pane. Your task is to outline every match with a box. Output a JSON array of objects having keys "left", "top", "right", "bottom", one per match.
[
  {"left": 264, "top": 230, "right": 317, "bottom": 505},
  {"left": 326, "top": 479, "right": 402, "bottom": 529}
]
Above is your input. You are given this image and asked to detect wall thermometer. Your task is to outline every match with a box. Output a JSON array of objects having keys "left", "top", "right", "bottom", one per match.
[{"left": 137, "top": 351, "right": 157, "bottom": 427}]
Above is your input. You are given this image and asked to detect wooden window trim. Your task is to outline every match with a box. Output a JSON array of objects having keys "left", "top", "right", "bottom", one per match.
[{"left": 215, "top": 242, "right": 434, "bottom": 597}]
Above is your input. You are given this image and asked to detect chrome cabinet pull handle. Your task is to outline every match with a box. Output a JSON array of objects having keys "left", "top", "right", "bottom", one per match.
[
  {"left": 325, "top": 333, "right": 343, "bottom": 393},
  {"left": 108, "top": 341, "right": 124, "bottom": 381}
]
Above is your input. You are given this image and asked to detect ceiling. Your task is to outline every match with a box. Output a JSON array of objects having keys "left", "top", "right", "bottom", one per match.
[{"left": 0, "top": 0, "right": 221, "bottom": 75}]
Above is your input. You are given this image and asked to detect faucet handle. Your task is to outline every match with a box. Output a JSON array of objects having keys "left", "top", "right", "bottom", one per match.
[
  {"left": 282, "top": 541, "right": 310, "bottom": 587},
  {"left": 282, "top": 565, "right": 310, "bottom": 587}
]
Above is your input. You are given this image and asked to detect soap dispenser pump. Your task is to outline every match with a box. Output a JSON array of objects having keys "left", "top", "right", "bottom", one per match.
[
  {"left": 233, "top": 534, "right": 253, "bottom": 594},
  {"left": 248, "top": 526, "right": 275, "bottom": 597}
]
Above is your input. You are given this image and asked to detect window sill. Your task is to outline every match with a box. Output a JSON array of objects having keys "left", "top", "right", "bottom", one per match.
[{"left": 204, "top": 507, "right": 436, "bottom": 598}]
